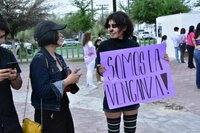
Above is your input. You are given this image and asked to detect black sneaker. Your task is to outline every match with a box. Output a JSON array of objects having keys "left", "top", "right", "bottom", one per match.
[{"left": 188, "top": 66, "right": 195, "bottom": 69}]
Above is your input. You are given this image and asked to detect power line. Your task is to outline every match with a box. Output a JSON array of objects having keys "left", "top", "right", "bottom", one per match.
[
  {"left": 91, "top": 0, "right": 94, "bottom": 22},
  {"left": 96, "top": 4, "right": 109, "bottom": 18}
]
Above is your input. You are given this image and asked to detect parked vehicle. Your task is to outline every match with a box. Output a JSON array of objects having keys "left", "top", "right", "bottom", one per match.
[
  {"left": 0, "top": 41, "right": 33, "bottom": 55},
  {"left": 63, "top": 38, "right": 79, "bottom": 46},
  {"left": 16, "top": 42, "right": 32, "bottom": 55},
  {"left": 0, "top": 43, "right": 12, "bottom": 49},
  {"left": 135, "top": 29, "right": 145, "bottom": 35},
  {"left": 137, "top": 31, "right": 153, "bottom": 40}
]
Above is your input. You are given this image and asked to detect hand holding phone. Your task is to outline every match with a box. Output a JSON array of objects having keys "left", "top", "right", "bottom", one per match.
[
  {"left": 74, "top": 68, "right": 81, "bottom": 73},
  {"left": 0, "top": 69, "right": 11, "bottom": 81}
]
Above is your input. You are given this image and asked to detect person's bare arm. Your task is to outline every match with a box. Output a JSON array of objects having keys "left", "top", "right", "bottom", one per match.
[
  {"left": 97, "top": 64, "right": 106, "bottom": 76},
  {"left": 164, "top": 54, "right": 169, "bottom": 61}
]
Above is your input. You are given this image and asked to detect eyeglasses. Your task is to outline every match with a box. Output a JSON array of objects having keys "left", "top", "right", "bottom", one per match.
[
  {"left": 0, "top": 34, "right": 5, "bottom": 39},
  {"left": 107, "top": 24, "right": 118, "bottom": 29}
]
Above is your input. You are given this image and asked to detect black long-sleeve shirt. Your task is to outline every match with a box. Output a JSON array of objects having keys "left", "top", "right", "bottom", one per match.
[{"left": 97, "top": 38, "right": 139, "bottom": 64}]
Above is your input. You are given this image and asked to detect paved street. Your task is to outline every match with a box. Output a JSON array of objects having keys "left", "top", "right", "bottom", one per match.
[{"left": 12, "top": 59, "right": 200, "bottom": 133}]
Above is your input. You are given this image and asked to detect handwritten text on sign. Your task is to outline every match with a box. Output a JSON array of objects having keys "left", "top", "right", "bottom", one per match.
[{"left": 100, "top": 44, "right": 175, "bottom": 109}]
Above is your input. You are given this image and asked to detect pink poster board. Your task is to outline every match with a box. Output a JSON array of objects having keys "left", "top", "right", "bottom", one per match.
[{"left": 100, "top": 44, "right": 175, "bottom": 109}]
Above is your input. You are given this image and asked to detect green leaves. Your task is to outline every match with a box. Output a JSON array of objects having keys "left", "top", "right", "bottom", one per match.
[
  {"left": 67, "top": 0, "right": 94, "bottom": 32},
  {"left": 67, "top": 13, "right": 93, "bottom": 32},
  {"left": 0, "top": 0, "right": 51, "bottom": 38},
  {"left": 130, "top": 0, "right": 191, "bottom": 24}
]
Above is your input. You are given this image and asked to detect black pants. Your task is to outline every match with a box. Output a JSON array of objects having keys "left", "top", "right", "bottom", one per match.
[
  {"left": 186, "top": 45, "right": 195, "bottom": 67},
  {"left": 0, "top": 119, "right": 22, "bottom": 133},
  {"left": 1, "top": 127, "right": 22, "bottom": 133},
  {"left": 179, "top": 43, "right": 186, "bottom": 62},
  {"left": 35, "top": 106, "right": 74, "bottom": 133}
]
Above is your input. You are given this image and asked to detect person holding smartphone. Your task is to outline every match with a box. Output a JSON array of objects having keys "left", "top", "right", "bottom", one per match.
[
  {"left": 0, "top": 14, "right": 23, "bottom": 133},
  {"left": 30, "top": 20, "right": 81, "bottom": 133}
]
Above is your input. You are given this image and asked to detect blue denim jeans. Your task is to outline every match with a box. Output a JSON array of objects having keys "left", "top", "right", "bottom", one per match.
[
  {"left": 174, "top": 47, "right": 180, "bottom": 62},
  {"left": 194, "top": 49, "right": 200, "bottom": 89}
]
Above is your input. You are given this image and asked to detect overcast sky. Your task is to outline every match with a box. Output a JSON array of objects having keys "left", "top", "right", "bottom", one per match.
[
  {"left": 48, "top": 0, "right": 198, "bottom": 15},
  {"left": 47, "top": 0, "right": 125, "bottom": 15}
]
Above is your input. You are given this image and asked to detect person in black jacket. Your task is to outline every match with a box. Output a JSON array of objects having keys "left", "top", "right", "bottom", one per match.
[
  {"left": 0, "top": 14, "right": 23, "bottom": 133},
  {"left": 30, "top": 20, "right": 81, "bottom": 133}
]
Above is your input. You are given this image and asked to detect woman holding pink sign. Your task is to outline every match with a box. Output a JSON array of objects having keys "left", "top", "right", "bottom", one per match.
[
  {"left": 97, "top": 11, "right": 169, "bottom": 133},
  {"left": 97, "top": 11, "right": 140, "bottom": 133}
]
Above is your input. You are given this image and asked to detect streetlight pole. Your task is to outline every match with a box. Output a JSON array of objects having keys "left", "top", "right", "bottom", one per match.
[
  {"left": 91, "top": 0, "right": 94, "bottom": 22},
  {"left": 113, "top": 0, "right": 116, "bottom": 12},
  {"left": 128, "top": 0, "right": 130, "bottom": 14}
]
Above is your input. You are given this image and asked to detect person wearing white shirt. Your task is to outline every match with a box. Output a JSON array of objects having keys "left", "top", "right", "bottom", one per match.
[
  {"left": 171, "top": 27, "right": 180, "bottom": 62},
  {"left": 82, "top": 32, "right": 97, "bottom": 89}
]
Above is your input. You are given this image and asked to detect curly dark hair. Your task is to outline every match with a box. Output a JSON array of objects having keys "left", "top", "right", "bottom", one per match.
[
  {"left": 104, "top": 11, "right": 133, "bottom": 39},
  {"left": 0, "top": 14, "right": 10, "bottom": 36}
]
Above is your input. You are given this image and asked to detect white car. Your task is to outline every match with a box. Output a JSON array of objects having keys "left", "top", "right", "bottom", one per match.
[
  {"left": 1, "top": 42, "right": 32, "bottom": 55},
  {"left": 16, "top": 42, "right": 32, "bottom": 55},
  {"left": 64, "top": 38, "right": 79, "bottom": 46},
  {"left": 0, "top": 44, "right": 12, "bottom": 49},
  {"left": 138, "top": 31, "right": 153, "bottom": 40}
]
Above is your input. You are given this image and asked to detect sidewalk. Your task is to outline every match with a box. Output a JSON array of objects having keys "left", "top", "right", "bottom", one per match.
[{"left": 13, "top": 59, "right": 200, "bottom": 133}]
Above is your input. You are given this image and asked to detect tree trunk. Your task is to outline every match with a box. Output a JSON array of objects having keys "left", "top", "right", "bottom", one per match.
[{"left": 11, "top": 33, "right": 17, "bottom": 57}]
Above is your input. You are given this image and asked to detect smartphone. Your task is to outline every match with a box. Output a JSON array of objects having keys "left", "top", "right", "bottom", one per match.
[
  {"left": 75, "top": 68, "right": 81, "bottom": 73},
  {"left": 6, "top": 62, "right": 18, "bottom": 69},
  {"left": 76, "top": 68, "right": 81, "bottom": 71}
]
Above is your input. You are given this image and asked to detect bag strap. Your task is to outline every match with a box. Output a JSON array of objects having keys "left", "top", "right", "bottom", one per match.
[
  {"left": 23, "top": 73, "right": 30, "bottom": 120},
  {"left": 23, "top": 75, "right": 43, "bottom": 125},
  {"left": 23, "top": 50, "right": 50, "bottom": 123}
]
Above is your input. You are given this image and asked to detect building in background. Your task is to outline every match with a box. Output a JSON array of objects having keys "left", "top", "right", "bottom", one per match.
[{"left": 156, "top": 13, "right": 200, "bottom": 58}]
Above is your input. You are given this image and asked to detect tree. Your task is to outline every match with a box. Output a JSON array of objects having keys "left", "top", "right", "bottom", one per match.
[
  {"left": 119, "top": 2, "right": 129, "bottom": 14},
  {"left": 67, "top": 0, "right": 94, "bottom": 32},
  {"left": 163, "top": 0, "right": 191, "bottom": 14},
  {"left": 130, "top": 0, "right": 191, "bottom": 24},
  {"left": 0, "top": 0, "right": 52, "bottom": 39},
  {"left": 194, "top": 0, "right": 200, "bottom": 7}
]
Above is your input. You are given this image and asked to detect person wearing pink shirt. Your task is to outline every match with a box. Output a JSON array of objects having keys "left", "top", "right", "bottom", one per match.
[{"left": 186, "top": 25, "right": 195, "bottom": 68}]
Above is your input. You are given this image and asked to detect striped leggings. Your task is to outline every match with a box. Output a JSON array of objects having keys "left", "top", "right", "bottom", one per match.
[{"left": 107, "top": 114, "right": 138, "bottom": 133}]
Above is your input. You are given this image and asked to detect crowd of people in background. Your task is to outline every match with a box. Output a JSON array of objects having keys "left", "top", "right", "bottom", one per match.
[
  {"left": 165, "top": 24, "right": 200, "bottom": 89},
  {"left": 170, "top": 25, "right": 196, "bottom": 67}
]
